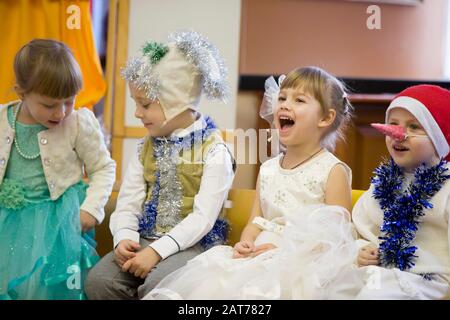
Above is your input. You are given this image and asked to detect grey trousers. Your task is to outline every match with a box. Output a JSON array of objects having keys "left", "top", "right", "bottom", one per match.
[{"left": 85, "top": 238, "right": 203, "bottom": 300}]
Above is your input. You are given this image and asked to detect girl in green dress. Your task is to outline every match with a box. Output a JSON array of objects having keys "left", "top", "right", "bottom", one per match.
[{"left": 0, "top": 39, "right": 115, "bottom": 299}]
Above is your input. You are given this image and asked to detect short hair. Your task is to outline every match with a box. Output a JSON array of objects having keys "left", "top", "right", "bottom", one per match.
[{"left": 14, "top": 39, "right": 82, "bottom": 98}]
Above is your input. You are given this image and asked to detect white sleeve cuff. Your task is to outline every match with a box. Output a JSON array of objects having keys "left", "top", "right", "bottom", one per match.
[
  {"left": 113, "top": 229, "right": 140, "bottom": 248},
  {"left": 149, "top": 235, "right": 180, "bottom": 260},
  {"left": 80, "top": 203, "right": 104, "bottom": 225}
]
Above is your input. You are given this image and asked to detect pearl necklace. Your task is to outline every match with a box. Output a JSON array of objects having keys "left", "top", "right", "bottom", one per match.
[{"left": 12, "top": 102, "right": 41, "bottom": 160}]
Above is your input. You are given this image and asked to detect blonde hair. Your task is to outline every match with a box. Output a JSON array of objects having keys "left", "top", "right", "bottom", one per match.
[
  {"left": 14, "top": 39, "right": 82, "bottom": 98},
  {"left": 280, "top": 66, "right": 353, "bottom": 151}
]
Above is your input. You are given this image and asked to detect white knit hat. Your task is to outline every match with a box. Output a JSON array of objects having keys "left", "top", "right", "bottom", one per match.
[{"left": 122, "top": 30, "right": 229, "bottom": 121}]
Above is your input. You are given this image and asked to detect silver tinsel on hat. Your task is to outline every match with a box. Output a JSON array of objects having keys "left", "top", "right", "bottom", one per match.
[
  {"left": 121, "top": 57, "right": 161, "bottom": 101},
  {"left": 168, "top": 30, "right": 230, "bottom": 102},
  {"left": 121, "top": 30, "right": 229, "bottom": 102}
]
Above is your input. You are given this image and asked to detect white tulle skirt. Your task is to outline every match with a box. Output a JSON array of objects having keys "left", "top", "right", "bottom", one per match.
[{"left": 143, "top": 205, "right": 363, "bottom": 300}]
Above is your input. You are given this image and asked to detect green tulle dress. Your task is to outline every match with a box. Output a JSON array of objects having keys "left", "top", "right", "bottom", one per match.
[{"left": 0, "top": 105, "right": 99, "bottom": 300}]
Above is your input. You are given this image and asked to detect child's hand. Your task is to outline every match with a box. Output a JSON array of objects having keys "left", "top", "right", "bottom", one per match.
[
  {"left": 233, "top": 240, "right": 255, "bottom": 259},
  {"left": 122, "top": 247, "right": 162, "bottom": 279},
  {"left": 250, "top": 243, "right": 277, "bottom": 257},
  {"left": 80, "top": 210, "right": 97, "bottom": 233},
  {"left": 357, "top": 244, "right": 380, "bottom": 267},
  {"left": 114, "top": 240, "right": 141, "bottom": 267}
]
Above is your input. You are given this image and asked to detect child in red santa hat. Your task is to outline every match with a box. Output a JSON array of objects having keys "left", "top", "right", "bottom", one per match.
[{"left": 352, "top": 84, "right": 450, "bottom": 299}]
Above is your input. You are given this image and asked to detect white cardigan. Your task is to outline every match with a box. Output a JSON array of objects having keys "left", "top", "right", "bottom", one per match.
[
  {"left": 0, "top": 102, "right": 116, "bottom": 223},
  {"left": 352, "top": 163, "right": 450, "bottom": 276}
]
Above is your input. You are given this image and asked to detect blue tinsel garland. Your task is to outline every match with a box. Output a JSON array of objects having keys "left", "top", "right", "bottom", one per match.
[
  {"left": 138, "top": 170, "right": 160, "bottom": 238},
  {"left": 138, "top": 116, "right": 229, "bottom": 249},
  {"left": 372, "top": 158, "right": 449, "bottom": 271}
]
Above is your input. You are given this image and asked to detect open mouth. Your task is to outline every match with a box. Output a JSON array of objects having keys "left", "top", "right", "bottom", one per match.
[
  {"left": 393, "top": 144, "right": 409, "bottom": 152},
  {"left": 279, "top": 116, "right": 295, "bottom": 130}
]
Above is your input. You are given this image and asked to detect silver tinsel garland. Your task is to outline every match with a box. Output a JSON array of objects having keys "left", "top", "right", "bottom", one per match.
[
  {"left": 121, "top": 30, "right": 229, "bottom": 102},
  {"left": 168, "top": 30, "right": 230, "bottom": 102},
  {"left": 154, "top": 140, "right": 184, "bottom": 231}
]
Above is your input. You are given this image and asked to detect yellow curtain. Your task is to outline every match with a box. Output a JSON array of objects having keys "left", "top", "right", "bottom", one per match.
[{"left": 0, "top": 0, "right": 106, "bottom": 109}]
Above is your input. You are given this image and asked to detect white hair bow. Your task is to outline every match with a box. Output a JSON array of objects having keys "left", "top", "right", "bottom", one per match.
[
  {"left": 259, "top": 75, "right": 286, "bottom": 156},
  {"left": 259, "top": 75, "right": 285, "bottom": 125}
]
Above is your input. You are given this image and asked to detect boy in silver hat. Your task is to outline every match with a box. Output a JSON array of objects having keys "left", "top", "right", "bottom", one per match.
[{"left": 85, "top": 30, "right": 235, "bottom": 300}]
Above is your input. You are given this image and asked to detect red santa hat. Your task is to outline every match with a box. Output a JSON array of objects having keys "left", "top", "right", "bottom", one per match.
[{"left": 386, "top": 84, "right": 450, "bottom": 161}]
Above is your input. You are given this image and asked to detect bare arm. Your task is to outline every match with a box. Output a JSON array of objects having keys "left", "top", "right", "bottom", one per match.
[
  {"left": 239, "top": 176, "right": 264, "bottom": 243},
  {"left": 324, "top": 164, "right": 352, "bottom": 213}
]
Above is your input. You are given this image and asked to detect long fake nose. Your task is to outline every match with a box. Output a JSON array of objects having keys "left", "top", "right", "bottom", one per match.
[{"left": 371, "top": 123, "right": 407, "bottom": 142}]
